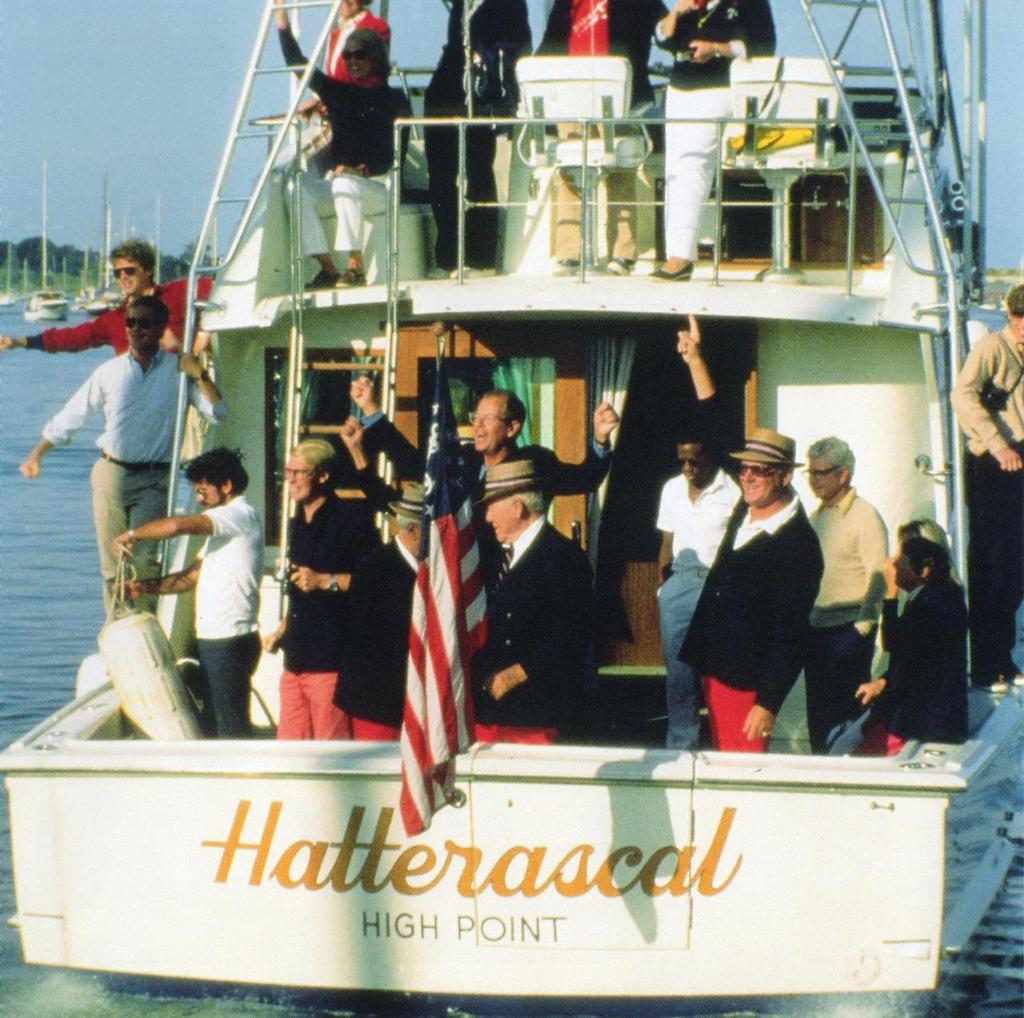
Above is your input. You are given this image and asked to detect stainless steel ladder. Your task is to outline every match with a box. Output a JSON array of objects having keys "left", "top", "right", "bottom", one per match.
[
  {"left": 166, "top": 0, "right": 344, "bottom": 575},
  {"left": 798, "top": 0, "right": 972, "bottom": 585}
]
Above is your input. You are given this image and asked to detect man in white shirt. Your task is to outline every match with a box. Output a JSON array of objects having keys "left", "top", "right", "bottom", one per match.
[
  {"left": 657, "top": 439, "right": 739, "bottom": 749},
  {"left": 19, "top": 295, "right": 226, "bottom": 609},
  {"left": 114, "top": 448, "right": 262, "bottom": 738}
]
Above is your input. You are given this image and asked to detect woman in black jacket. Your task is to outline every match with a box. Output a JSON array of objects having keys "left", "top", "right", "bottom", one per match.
[
  {"left": 275, "top": 3, "right": 411, "bottom": 287},
  {"left": 854, "top": 536, "right": 968, "bottom": 753}
]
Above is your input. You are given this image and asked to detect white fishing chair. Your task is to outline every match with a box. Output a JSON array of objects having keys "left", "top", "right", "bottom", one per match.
[
  {"left": 515, "top": 56, "right": 650, "bottom": 268},
  {"left": 724, "top": 57, "right": 845, "bottom": 282}
]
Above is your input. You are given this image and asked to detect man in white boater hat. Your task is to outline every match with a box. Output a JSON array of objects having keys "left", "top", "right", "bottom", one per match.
[
  {"left": 681, "top": 427, "right": 823, "bottom": 752},
  {"left": 471, "top": 459, "right": 595, "bottom": 745}
]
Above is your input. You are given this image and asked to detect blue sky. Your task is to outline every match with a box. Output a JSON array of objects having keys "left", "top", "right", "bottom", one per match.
[{"left": 1, "top": 0, "right": 1019, "bottom": 270}]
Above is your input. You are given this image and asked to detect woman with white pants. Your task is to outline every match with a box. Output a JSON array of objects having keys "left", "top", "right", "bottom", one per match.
[
  {"left": 275, "top": 3, "right": 410, "bottom": 287},
  {"left": 653, "top": 0, "right": 775, "bottom": 281}
]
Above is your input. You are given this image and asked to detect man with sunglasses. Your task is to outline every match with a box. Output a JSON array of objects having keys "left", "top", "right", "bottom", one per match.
[
  {"left": 18, "top": 296, "right": 225, "bottom": 610},
  {"left": 0, "top": 240, "right": 211, "bottom": 356},
  {"left": 680, "top": 428, "right": 823, "bottom": 752},
  {"left": 656, "top": 315, "right": 738, "bottom": 749},
  {"left": 952, "top": 283, "right": 1024, "bottom": 687},
  {"left": 803, "top": 436, "right": 888, "bottom": 752}
]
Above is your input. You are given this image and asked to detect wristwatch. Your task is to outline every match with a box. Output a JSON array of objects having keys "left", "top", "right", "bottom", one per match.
[{"left": 326, "top": 574, "right": 340, "bottom": 592}]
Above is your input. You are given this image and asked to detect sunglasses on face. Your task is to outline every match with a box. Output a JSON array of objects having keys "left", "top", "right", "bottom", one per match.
[
  {"left": 125, "top": 316, "right": 158, "bottom": 329},
  {"left": 806, "top": 466, "right": 840, "bottom": 478},
  {"left": 738, "top": 463, "right": 780, "bottom": 478},
  {"left": 113, "top": 266, "right": 139, "bottom": 278},
  {"left": 678, "top": 457, "right": 704, "bottom": 467},
  {"left": 342, "top": 48, "right": 369, "bottom": 62}
]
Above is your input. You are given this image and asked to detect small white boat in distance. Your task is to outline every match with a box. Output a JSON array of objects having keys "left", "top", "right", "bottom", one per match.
[
  {"left": 23, "top": 290, "right": 69, "bottom": 322},
  {"left": 0, "top": 293, "right": 17, "bottom": 309}
]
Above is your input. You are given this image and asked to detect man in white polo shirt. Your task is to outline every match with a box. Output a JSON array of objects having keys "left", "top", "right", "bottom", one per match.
[{"left": 114, "top": 448, "right": 263, "bottom": 738}]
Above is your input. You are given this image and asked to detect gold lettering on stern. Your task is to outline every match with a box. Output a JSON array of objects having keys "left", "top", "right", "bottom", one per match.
[{"left": 202, "top": 801, "right": 744, "bottom": 899}]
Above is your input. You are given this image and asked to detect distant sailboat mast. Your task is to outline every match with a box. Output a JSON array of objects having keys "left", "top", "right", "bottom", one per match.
[
  {"left": 102, "top": 172, "right": 112, "bottom": 290},
  {"left": 40, "top": 160, "right": 48, "bottom": 290}
]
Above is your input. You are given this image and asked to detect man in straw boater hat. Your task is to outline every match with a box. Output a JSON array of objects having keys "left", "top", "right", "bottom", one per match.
[
  {"left": 680, "top": 428, "right": 823, "bottom": 752},
  {"left": 334, "top": 482, "right": 424, "bottom": 742},
  {"left": 471, "top": 459, "right": 595, "bottom": 745}
]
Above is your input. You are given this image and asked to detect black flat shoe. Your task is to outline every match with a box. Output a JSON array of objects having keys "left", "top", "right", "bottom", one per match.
[{"left": 650, "top": 262, "right": 694, "bottom": 281}]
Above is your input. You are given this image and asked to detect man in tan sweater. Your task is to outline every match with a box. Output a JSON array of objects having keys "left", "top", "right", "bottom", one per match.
[
  {"left": 952, "top": 285, "right": 1024, "bottom": 686},
  {"left": 804, "top": 436, "right": 889, "bottom": 752}
]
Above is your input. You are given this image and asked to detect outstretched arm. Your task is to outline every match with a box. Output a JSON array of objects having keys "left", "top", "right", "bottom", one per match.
[
  {"left": 678, "top": 314, "right": 715, "bottom": 400},
  {"left": 19, "top": 438, "right": 54, "bottom": 479},
  {"left": 112, "top": 512, "right": 215, "bottom": 556}
]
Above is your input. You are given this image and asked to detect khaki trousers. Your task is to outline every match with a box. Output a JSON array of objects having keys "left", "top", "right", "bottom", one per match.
[{"left": 91, "top": 457, "right": 167, "bottom": 613}]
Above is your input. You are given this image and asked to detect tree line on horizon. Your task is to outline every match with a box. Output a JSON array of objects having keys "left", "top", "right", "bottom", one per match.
[{"left": 1, "top": 236, "right": 191, "bottom": 291}]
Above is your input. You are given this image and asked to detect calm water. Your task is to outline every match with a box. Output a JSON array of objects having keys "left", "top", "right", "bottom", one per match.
[{"left": 0, "top": 308, "right": 1020, "bottom": 1017}]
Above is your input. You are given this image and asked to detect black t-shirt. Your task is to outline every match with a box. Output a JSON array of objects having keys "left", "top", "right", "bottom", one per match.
[{"left": 282, "top": 495, "right": 379, "bottom": 673}]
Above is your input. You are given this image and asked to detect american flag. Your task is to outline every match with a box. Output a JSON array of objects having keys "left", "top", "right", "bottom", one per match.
[{"left": 399, "top": 357, "right": 487, "bottom": 836}]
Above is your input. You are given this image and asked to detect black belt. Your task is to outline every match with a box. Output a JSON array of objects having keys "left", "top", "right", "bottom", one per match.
[{"left": 102, "top": 452, "right": 171, "bottom": 472}]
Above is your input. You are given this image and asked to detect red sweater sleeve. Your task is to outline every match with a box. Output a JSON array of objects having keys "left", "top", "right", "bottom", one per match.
[{"left": 41, "top": 308, "right": 128, "bottom": 354}]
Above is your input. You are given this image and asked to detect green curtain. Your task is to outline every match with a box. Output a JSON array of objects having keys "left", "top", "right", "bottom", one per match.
[{"left": 491, "top": 357, "right": 555, "bottom": 448}]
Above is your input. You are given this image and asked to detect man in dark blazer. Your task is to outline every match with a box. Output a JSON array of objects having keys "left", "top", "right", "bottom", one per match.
[
  {"left": 471, "top": 459, "right": 595, "bottom": 744},
  {"left": 334, "top": 483, "right": 424, "bottom": 741},
  {"left": 681, "top": 428, "right": 824, "bottom": 752}
]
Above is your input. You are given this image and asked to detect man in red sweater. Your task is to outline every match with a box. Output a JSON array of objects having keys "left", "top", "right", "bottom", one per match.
[{"left": 0, "top": 239, "right": 210, "bottom": 355}]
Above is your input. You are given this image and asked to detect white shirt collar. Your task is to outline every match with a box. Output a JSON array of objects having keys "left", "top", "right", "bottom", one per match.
[
  {"left": 733, "top": 492, "right": 800, "bottom": 549},
  {"left": 508, "top": 514, "right": 546, "bottom": 569}
]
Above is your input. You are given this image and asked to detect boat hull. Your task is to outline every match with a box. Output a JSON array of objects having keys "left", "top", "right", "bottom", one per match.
[{"left": 5, "top": 685, "right": 1015, "bottom": 1005}]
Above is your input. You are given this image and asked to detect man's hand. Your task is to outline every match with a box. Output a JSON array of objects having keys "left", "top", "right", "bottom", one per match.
[
  {"left": 178, "top": 352, "right": 204, "bottom": 380},
  {"left": 485, "top": 664, "right": 528, "bottom": 701},
  {"left": 994, "top": 446, "right": 1023, "bottom": 472},
  {"left": 677, "top": 314, "right": 703, "bottom": 364},
  {"left": 593, "top": 401, "right": 620, "bottom": 446},
  {"left": 261, "top": 620, "right": 286, "bottom": 655},
  {"left": 112, "top": 529, "right": 137, "bottom": 555},
  {"left": 741, "top": 704, "right": 775, "bottom": 742},
  {"left": 339, "top": 416, "right": 368, "bottom": 470},
  {"left": 855, "top": 677, "right": 887, "bottom": 706},
  {"left": 0, "top": 335, "right": 27, "bottom": 352},
  {"left": 289, "top": 566, "right": 325, "bottom": 592},
  {"left": 19, "top": 458, "right": 41, "bottom": 479},
  {"left": 350, "top": 376, "right": 379, "bottom": 417},
  {"left": 882, "top": 555, "right": 900, "bottom": 598}
]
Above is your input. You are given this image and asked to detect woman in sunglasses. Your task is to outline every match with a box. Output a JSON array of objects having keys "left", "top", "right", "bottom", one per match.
[{"left": 275, "top": 2, "right": 411, "bottom": 287}]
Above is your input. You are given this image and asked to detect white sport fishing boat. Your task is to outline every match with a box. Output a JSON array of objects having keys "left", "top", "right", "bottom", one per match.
[{"left": 2, "top": 0, "right": 1020, "bottom": 1012}]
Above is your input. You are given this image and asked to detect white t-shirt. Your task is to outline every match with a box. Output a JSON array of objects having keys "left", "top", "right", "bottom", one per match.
[
  {"left": 656, "top": 469, "right": 739, "bottom": 568},
  {"left": 195, "top": 495, "right": 263, "bottom": 639}
]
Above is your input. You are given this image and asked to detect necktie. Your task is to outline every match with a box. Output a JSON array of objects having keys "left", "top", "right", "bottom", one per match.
[{"left": 496, "top": 544, "right": 513, "bottom": 586}]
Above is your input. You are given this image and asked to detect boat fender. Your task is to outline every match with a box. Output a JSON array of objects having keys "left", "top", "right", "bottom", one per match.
[
  {"left": 75, "top": 653, "right": 111, "bottom": 698},
  {"left": 98, "top": 611, "right": 203, "bottom": 740}
]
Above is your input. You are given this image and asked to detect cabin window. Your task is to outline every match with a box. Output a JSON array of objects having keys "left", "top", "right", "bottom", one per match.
[{"left": 264, "top": 345, "right": 383, "bottom": 544}]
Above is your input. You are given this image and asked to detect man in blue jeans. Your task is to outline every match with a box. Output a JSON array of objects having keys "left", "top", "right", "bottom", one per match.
[
  {"left": 655, "top": 315, "right": 739, "bottom": 749},
  {"left": 115, "top": 448, "right": 263, "bottom": 738}
]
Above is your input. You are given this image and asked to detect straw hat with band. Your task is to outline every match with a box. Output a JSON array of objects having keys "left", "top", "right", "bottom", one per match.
[
  {"left": 729, "top": 427, "right": 802, "bottom": 468},
  {"left": 388, "top": 481, "right": 425, "bottom": 522},
  {"left": 476, "top": 459, "right": 542, "bottom": 507}
]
